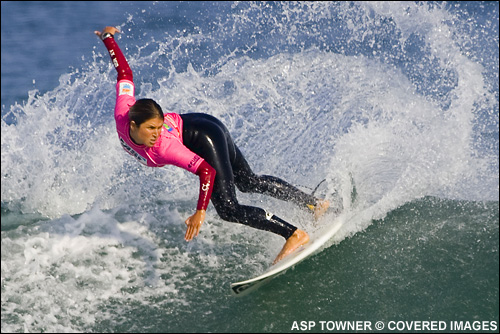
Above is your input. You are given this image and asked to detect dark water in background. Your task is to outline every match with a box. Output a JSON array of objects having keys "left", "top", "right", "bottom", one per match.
[{"left": 1, "top": 1, "right": 498, "bottom": 333}]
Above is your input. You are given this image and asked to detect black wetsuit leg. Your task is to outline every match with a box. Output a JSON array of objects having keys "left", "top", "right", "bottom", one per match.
[
  {"left": 231, "top": 147, "right": 318, "bottom": 207},
  {"left": 180, "top": 113, "right": 318, "bottom": 239}
]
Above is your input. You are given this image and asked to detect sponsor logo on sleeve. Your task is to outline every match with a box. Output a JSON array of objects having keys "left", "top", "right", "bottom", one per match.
[
  {"left": 118, "top": 82, "right": 134, "bottom": 97},
  {"left": 187, "top": 155, "right": 201, "bottom": 169},
  {"left": 201, "top": 181, "right": 211, "bottom": 192}
]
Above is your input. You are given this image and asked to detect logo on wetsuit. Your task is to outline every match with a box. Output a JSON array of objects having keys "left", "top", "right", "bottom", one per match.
[
  {"left": 120, "top": 138, "right": 147, "bottom": 165},
  {"left": 202, "top": 181, "right": 211, "bottom": 192},
  {"left": 187, "top": 155, "right": 201, "bottom": 169},
  {"left": 118, "top": 82, "right": 133, "bottom": 97},
  {"left": 163, "top": 123, "right": 174, "bottom": 132}
]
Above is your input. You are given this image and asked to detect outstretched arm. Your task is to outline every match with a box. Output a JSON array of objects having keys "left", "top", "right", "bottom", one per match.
[
  {"left": 95, "top": 26, "right": 133, "bottom": 82},
  {"left": 184, "top": 161, "right": 216, "bottom": 241}
]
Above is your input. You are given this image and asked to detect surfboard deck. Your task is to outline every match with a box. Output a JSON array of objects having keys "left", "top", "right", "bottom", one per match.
[{"left": 230, "top": 214, "right": 344, "bottom": 296}]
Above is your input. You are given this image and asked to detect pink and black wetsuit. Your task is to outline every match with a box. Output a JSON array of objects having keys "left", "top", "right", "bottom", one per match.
[{"left": 102, "top": 33, "right": 318, "bottom": 239}]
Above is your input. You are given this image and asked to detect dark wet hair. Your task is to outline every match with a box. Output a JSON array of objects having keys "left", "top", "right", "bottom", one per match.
[{"left": 129, "top": 98, "right": 164, "bottom": 126}]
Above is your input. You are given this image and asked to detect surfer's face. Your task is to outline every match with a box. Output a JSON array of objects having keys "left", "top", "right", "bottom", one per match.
[{"left": 130, "top": 117, "right": 163, "bottom": 147}]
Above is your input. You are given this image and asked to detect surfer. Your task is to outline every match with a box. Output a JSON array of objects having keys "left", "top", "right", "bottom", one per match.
[{"left": 95, "top": 26, "right": 329, "bottom": 264}]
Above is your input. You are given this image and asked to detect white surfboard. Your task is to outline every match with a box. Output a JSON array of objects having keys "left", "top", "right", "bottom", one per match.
[{"left": 230, "top": 214, "right": 345, "bottom": 296}]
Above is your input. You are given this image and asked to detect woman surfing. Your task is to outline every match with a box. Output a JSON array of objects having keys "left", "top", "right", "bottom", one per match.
[{"left": 95, "top": 26, "right": 329, "bottom": 264}]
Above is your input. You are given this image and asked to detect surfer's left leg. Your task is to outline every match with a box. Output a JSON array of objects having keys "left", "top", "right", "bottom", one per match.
[
  {"left": 208, "top": 155, "right": 311, "bottom": 263},
  {"left": 211, "top": 196, "right": 310, "bottom": 264}
]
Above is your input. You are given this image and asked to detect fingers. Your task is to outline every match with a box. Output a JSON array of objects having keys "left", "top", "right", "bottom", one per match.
[
  {"left": 108, "top": 27, "right": 121, "bottom": 35},
  {"left": 184, "top": 222, "right": 194, "bottom": 241},
  {"left": 94, "top": 26, "right": 121, "bottom": 37},
  {"left": 184, "top": 223, "right": 200, "bottom": 241},
  {"left": 184, "top": 210, "right": 206, "bottom": 241},
  {"left": 184, "top": 218, "right": 202, "bottom": 241}
]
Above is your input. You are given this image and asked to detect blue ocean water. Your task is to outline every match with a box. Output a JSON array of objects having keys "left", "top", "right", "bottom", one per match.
[{"left": 1, "top": 1, "right": 498, "bottom": 333}]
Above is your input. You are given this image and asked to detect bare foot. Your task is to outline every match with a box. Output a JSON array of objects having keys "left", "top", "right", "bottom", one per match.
[
  {"left": 272, "top": 229, "right": 310, "bottom": 265},
  {"left": 307, "top": 199, "right": 330, "bottom": 220}
]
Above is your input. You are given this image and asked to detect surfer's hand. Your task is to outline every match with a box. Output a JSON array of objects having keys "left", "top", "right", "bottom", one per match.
[
  {"left": 184, "top": 210, "right": 206, "bottom": 241},
  {"left": 94, "top": 26, "right": 120, "bottom": 38}
]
